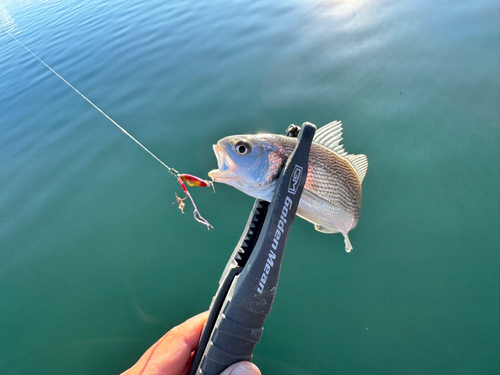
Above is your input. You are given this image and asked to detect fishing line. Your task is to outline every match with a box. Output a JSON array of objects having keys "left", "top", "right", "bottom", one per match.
[
  {"left": 3, "top": 28, "right": 213, "bottom": 229},
  {"left": 3, "top": 28, "right": 178, "bottom": 178}
]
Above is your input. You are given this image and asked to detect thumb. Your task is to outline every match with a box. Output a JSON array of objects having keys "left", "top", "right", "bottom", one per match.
[{"left": 218, "top": 361, "right": 261, "bottom": 375}]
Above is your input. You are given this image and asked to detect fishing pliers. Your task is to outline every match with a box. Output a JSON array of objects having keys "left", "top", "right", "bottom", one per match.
[{"left": 188, "top": 122, "right": 316, "bottom": 375}]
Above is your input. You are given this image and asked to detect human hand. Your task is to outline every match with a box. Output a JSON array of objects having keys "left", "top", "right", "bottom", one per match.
[{"left": 122, "top": 311, "right": 261, "bottom": 375}]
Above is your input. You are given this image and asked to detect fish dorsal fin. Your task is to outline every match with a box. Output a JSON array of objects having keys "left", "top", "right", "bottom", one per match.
[
  {"left": 314, "top": 121, "right": 369, "bottom": 183},
  {"left": 313, "top": 121, "right": 348, "bottom": 157},
  {"left": 346, "top": 154, "right": 369, "bottom": 183}
]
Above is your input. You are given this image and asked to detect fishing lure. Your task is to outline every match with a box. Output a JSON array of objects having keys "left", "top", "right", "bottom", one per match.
[
  {"left": 175, "top": 174, "right": 214, "bottom": 229},
  {"left": 3, "top": 28, "right": 214, "bottom": 229},
  {"left": 179, "top": 174, "right": 215, "bottom": 190}
]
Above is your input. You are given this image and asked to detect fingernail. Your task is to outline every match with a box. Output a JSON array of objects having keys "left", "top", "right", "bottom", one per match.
[{"left": 229, "top": 363, "right": 254, "bottom": 375}]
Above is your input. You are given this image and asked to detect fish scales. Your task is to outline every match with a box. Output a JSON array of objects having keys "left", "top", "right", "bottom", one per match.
[{"left": 265, "top": 135, "right": 361, "bottom": 218}]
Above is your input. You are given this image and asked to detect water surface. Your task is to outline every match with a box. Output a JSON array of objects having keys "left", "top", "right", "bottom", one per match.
[{"left": 0, "top": 0, "right": 498, "bottom": 374}]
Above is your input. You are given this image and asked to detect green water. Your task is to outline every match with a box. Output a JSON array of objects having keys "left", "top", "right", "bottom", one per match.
[{"left": 0, "top": 0, "right": 498, "bottom": 374}]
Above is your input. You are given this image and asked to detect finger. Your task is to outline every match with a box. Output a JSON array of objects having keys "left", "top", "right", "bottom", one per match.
[
  {"left": 123, "top": 311, "right": 209, "bottom": 375},
  {"left": 218, "top": 361, "right": 261, "bottom": 375}
]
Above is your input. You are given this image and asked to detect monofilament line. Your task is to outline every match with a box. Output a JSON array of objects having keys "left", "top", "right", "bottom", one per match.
[
  {"left": 3, "top": 27, "right": 213, "bottom": 229},
  {"left": 3, "top": 28, "right": 178, "bottom": 178}
]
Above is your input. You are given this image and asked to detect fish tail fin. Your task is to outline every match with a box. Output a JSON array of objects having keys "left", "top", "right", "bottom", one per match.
[{"left": 342, "top": 232, "right": 353, "bottom": 253}]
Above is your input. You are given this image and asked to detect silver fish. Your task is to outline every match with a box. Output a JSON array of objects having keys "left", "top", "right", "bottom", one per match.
[{"left": 208, "top": 121, "right": 368, "bottom": 252}]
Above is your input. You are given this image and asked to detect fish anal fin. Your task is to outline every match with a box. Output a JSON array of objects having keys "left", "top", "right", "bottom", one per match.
[
  {"left": 315, "top": 225, "right": 354, "bottom": 253},
  {"left": 346, "top": 154, "right": 368, "bottom": 184},
  {"left": 314, "top": 224, "right": 339, "bottom": 234}
]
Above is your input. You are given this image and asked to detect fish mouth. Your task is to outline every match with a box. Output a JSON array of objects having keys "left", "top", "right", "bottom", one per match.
[{"left": 208, "top": 144, "right": 237, "bottom": 182}]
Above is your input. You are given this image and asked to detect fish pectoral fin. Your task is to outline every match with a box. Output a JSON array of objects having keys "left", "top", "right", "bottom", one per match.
[{"left": 314, "top": 224, "right": 339, "bottom": 234}]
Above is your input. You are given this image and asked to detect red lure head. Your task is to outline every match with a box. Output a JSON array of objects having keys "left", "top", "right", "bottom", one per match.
[
  {"left": 179, "top": 174, "right": 213, "bottom": 188},
  {"left": 175, "top": 174, "right": 214, "bottom": 230}
]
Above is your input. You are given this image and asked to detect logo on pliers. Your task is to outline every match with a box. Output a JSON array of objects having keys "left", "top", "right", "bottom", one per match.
[
  {"left": 288, "top": 165, "right": 303, "bottom": 195},
  {"left": 257, "top": 196, "right": 293, "bottom": 294}
]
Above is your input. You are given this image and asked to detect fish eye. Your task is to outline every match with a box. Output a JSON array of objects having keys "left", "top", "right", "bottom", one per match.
[{"left": 234, "top": 141, "right": 252, "bottom": 156}]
